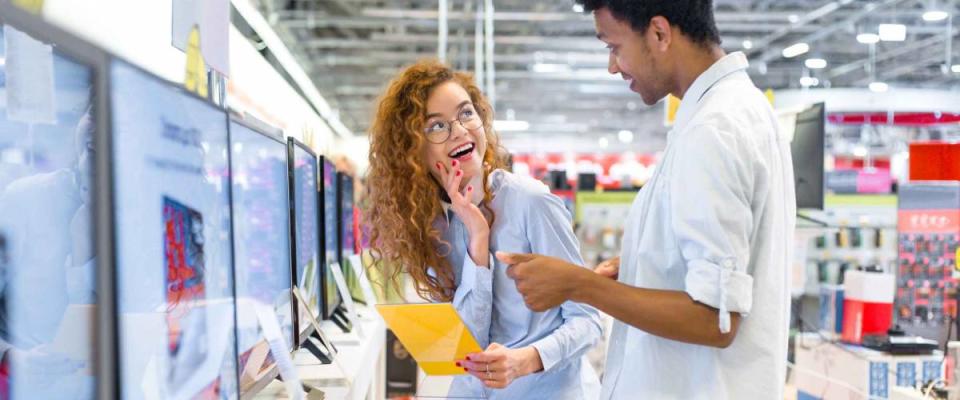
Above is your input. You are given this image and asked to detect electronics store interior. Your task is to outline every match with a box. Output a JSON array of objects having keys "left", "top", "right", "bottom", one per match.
[{"left": 1, "top": 0, "right": 960, "bottom": 399}]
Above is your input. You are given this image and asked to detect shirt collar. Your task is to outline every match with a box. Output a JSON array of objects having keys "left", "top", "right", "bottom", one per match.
[{"left": 673, "top": 52, "right": 750, "bottom": 132}]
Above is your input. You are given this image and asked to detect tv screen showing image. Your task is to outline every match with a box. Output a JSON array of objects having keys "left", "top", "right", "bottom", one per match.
[
  {"left": 0, "top": 18, "right": 103, "bottom": 400},
  {"left": 229, "top": 120, "right": 294, "bottom": 392},
  {"left": 288, "top": 138, "right": 321, "bottom": 342},
  {"left": 110, "top": 60, "right": 239, "bottom": 400},
  {"left": 320, "top": 158, "right": 341, "bottom": 319},
  {"left": 791, "top": 103, "right": 825, "bottom": 210}
]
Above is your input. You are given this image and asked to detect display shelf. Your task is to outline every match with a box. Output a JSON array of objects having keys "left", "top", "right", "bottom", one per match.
[{"left": 254, "top": 306, "right": 386, "bottom": 400}]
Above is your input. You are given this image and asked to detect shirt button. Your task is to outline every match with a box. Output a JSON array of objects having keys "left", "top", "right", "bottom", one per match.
[{"left": 722, "top": 259, "right": 734, "bottom": 269}]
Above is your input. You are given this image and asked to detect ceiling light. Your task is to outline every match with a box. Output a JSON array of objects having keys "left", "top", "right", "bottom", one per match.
[
  {"left": 869, "top": 82, "right": 889, "bottom": 93},
  {"left": 742, "top": 40, "right": 753, "bottom": 50},
  {"left": 788, "top": 14, "right": 800, "bottom": 23},
  {"left": 618, "top": 130, "right": 634, "bottom": 143},
  {"left": 879, "top": 24, "right": 907, "bottom": 42},
  {"left": 572, "top": 4, "right": 584, "bottom": 13},
  {"left": 800, "top": 77, "right": 820, "bottom": 87},
  {"left": 531, "top": 63, "right": 572, "bottom": 73},
  {"left": 857, "top": 33, "right": 880, "bottom": 44},
  {"left": 923, "top": 10, "right": 949, "bottom": 22},
  {"left": 494, "top": 120, "right": 530, "bottom": 132},
  {"left": 599, "top": 137, "right": 609, "bottom": 148},
  {"left": 782, "top": 43, "right": 810, "bottom": 58},
  {"left": 805, "top": 58, "right": 828, "bottom": 69},
  {"left": 952, "top": 64, "right": 960, "bottom": 73}
]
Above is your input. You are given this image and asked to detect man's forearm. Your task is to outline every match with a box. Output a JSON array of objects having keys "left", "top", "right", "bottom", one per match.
[{"left": 571, "top": 272, "right": 739, "bottom": 348}]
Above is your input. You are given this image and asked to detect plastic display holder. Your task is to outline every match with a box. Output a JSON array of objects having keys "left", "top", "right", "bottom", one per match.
[
  {"left": 329, "top": 262, "right": 362, "bottom": 338},
  {"left": 347, "top": 254, "right": 378, "bottom": 308},
  {"left": 291, "top": 290, "right": 353, "bottom": 396},
  {"left": 293, "top": 290, "right": 338, "bottom": 365}
]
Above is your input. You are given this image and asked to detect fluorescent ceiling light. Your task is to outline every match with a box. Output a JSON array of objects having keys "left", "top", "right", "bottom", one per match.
[
  {"left": 857, "top": 33, "right": 880, "bottom": 44},
  {"left": 879, "top": 24, "right": 907, "bottom": 42},
  {"left": 923, "top": 10, "right": 949, "bottom": 22},
  {"left": 869, "top": 82, "right": 889, "bottom": 93},
  {"left": 952, "top": 64, "right": 960, "bottom": 73},
  {"left": 598, "top": 137, "right": 609, "bottom": 148},
  {"left": 531, "top": 63, "right": 572, "bottom": 73},
  {"left": 799, "top": 77, "right": 820, "bottom": 87},
  {"left": 494, "top": 120, "right": 530, "bottom": 132},
  {"left": 572, "top": 4, "right": 584, "bottom": 13},
  {"left": 805, "top": 58, "right": 828, "bottom": 69},
  {"left": 782, "top": 43, "right": 810, "bottom": 58},
  {"left": 742, "top": 40, "right": 753, "bottom": 50},
  {"left": 618, "top": 130, "right": 634, "bottom": 143}
]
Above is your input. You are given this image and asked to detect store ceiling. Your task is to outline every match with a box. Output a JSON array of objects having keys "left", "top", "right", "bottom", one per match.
[{"left": 254, "top": 0, "right": 960, "bottom": 153}]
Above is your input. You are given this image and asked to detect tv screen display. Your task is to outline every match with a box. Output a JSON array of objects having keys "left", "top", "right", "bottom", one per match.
[
  {"left": 289, "top": 139, "right": 321, "bottom": 331},
  {"left": 791, "top": 103, "right": 826, "bottom": 210},
  {"left": 321, "top": 159, "right": 340, "bottom": 319},
  {"left": 110, "top": 60, "right": 239, "bottom": 400},
  {"left": 0, "top": 22, "right": 100, "bottom": 400},
  {"left": 229, "top": 120, "right": 294, "bottom": 391}
]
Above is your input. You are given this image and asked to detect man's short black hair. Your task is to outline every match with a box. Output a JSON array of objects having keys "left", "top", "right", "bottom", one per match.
[{"left": 576, "top": 0, "right": 721, "bottom": 46}]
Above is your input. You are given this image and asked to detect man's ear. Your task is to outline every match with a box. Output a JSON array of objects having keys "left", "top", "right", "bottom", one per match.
[{"left": 647, "top": 16, "right": 673, "bottom": 52}]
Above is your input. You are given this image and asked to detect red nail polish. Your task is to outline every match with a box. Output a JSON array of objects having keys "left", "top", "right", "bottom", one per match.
[
  {"left": 452, "top": 160, "right": 458, "bottom": 166},
  {"left": 467, "top": 186, "right": 473, "bottom": 191},
  {"left": 466, "top": 356, "right": 471, "bottom": 361},
  {"left": 456, "top": 362, "right": 461, "bottom": 367},
  {"left": 463, "top": 367, "right": 469, "bottom": 371}
]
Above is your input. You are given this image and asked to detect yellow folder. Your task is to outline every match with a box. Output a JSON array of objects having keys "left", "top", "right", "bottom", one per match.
[{"left": 375, "top": 303, "right": 482, "bottom": 375}]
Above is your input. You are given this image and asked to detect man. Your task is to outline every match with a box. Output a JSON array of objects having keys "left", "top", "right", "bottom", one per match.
[{"left": 496, "top": 1, "right": 796, "bottom": 399}]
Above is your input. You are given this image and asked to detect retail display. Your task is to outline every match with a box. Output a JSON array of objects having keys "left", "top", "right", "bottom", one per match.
[
  {"left": 110, "top": 59, "right": 239, "bottom": 399},
  {"left": 0, "top": 14, "right": 104, "bottom": 400},
  {"left": 896, "top": 182, "right": 960, "bottom": 343},
  {"left": 229, "top": 119, "right": 295, "bottom": 393},
  {"left": 287, "top": 137, "right": 323, "bottom": 343},
  {"left": 791, "top": 103, "right": 826, "bottom": 210},
  {"left": 320, "top": 157, "right": 342, "bottom": 321}
]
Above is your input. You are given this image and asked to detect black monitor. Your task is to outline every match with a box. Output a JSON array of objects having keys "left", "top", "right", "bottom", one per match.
[
  {"left": 791, "top": 103, "right": 826, "bottom": 210},
  {"left": 228, "top": 119, "right": 295, "bottom": 393},
  {"left": 320, "top": 158, "right": 341, "bottom": 319},
  {"left": 287, "top": 138, "right": 322, "bottom": 345},
  {"left": 109, "top": 59, "right": 240, "bottom": 399},
  {"left": 0, "top": 6, "right": 110, "bottom": 399}
]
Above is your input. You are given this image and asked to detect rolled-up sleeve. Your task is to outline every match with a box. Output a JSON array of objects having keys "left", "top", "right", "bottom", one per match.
[
  {"left": 523, "top": 191, "right": 602, "bottom": 371},
  {"left": 668, "top": 124, "right": 755, "bottom": 333}
]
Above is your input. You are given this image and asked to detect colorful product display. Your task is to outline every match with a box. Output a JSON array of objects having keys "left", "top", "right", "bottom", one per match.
[{"left": 895, "top": 182, "right": 960, "bottom": 338}]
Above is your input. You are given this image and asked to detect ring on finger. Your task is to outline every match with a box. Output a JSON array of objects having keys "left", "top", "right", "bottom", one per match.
[{"left": 486, "top": 371, "right": 492, "bottom": 380}]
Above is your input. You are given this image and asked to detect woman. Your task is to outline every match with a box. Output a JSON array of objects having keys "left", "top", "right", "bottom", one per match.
[{"left": 365, "top": 59, "right": 601, "bottom": 399}]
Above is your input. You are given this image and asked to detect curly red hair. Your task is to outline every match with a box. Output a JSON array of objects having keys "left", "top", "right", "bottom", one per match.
[{"left": 364, "top": 59, "right": 505, "bottom": 302}]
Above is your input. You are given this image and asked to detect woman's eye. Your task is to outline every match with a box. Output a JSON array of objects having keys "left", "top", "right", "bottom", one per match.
[
  {"left": 428, "top": 121, "right": 447, "bottom": 132},
  {"left": 460, "top": 109, "right": 475, "bottom": 118}
]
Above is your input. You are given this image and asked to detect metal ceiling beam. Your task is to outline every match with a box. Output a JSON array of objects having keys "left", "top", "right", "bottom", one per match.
[
  {"left": 276, "top": 15, "right": 820, "bottom": 33},
  {"left": 754, "top": 0, "right": 911, "bottom": 63}
]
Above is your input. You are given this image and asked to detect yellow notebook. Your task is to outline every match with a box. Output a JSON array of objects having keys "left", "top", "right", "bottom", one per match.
[{"left": 376, "top": 303, "right": 482, "bottom": 375}]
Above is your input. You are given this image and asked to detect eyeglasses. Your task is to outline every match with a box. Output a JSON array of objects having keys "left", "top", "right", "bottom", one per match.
[{"left": 423, "top": 104, "right": 483, "bottom": 144}]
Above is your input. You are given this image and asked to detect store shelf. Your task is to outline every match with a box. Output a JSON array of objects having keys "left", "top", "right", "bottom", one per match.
[{"left": 254, "top": 306, "right": 386, "bottom": 400}]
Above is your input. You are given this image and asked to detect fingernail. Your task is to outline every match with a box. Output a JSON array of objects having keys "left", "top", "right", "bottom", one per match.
[
  {"left": 467, "top": 185, "right": 473, "bottom": 191},
  {"left": 463, "top": 368, "right": 469, "bottom": 371},
  {"left": 452, "top": 160, "right": 458, "bottom": 166},
  {"left": 436, "top": 163, "right": 441, "bottom": 170},
  {"left": 466, "top": 356, "right": 472, "bottom": 361},
  {"left": 456, "top": 170, "right": 462, "bottom": 176}
]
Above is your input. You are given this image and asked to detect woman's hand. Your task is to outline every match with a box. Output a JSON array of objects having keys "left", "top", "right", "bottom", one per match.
[
  {"left": 436, "top": 160, "right": 489, "bottom": 267},
  {"left": 458, "top": 343, "right": 543, "bottom": 389}
]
